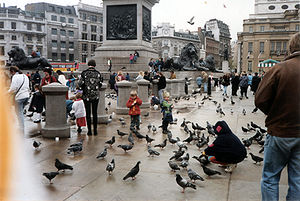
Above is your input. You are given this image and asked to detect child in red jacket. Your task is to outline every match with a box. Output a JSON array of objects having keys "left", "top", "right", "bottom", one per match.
[{"left": 126, "top": 90, "right": 142, "bottom": 131}]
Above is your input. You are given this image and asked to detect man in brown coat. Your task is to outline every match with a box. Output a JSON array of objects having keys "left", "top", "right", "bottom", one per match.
[{"left": 255, "top": 33, "right": 300, "bottom": 201}]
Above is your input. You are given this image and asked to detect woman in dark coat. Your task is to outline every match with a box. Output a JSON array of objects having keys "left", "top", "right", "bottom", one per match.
[
  {"left": 231, "top": 73, "right": 240, "bottom": 96},
  {"left": 251, "top": 72, "right": 261, "bottom": 94}
]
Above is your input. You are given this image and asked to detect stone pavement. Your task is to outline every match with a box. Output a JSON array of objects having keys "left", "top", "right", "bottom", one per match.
[{"left": 6, "top": 87, "right": 289, "bottom": 201}]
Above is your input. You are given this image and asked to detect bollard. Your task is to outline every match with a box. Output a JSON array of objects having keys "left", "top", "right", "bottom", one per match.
[
  {"left": 97, "top": 83, "right": 109, "bottom": 124},
  {"left": 42, "top": 83, "right": 70, "bottom": 138},
  {"left": 152, "top": 79, "right": 158, "bottom": 97},
  {"left": 116, "top": 80, "right": 133, "bottom": 115},
  {"left": 137, "top": 79, "right": 150, "bottom": 108}
]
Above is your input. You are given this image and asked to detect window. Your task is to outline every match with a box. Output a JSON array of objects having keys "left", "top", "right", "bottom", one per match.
[
  {"left": 91, "top": 25, "right": 97, "bottom": 32},
  {"left": 58, "top": 7, "right": 64, "bottom": 14},
  {"left": 68, "top": 18, "right": 74, "bottom": 24},
  {"left": 0, "top": 22, "right": 4, "bottom": 28},
  {"left": 49, "top": 6, "right": 55, "bottom": 12},
  {"left": 52, "top": 53, "right": 57, "bottom": 61},
  {"left": 27, "top": 35, "right": 32, "bottom": 41},
  {"left": 281, "top": 5, "right": 288, "bottom": 10},
  {"left": 52, "top": 40, "right": 57, "bottom": 47},
  {"left": 100, "top": 27, "right": 103, "bottom": 34},
  {"left": 11, "top": 22, "right": 16, "bottom": 29},
  {"left": 27, "top": 23, "right": 32, "bottom": 30},
  {"left": 66, "top": 9, "right": 72, "bottom": 14},
  {"left": 60, "top": 17, "right": 66, "bottom": 23},
  {"left": 100, "top": 35, "right": 103, "bottom": 41},
  {"left": 249, "top": 26, "right": 253, "bottom": 33},
  {"left": 0, "top": 46, "right": 5, "bottom": 56},
  {"left": 69, "top": 54, "right": 74, "bottom": 61},
  {"left": 90, "top": 15, "right": 97, "bottom": 22},
  {"left": 268, "top": 5, "right": 275, "bottom": 10},
  {"left": 91, "top": 34, "right": 97, "bottom": 41},
  {"left": 51, "top": 15, "right": 57, "bottom": 21},
  {"left": 60, "top": 29, "right": 66, "bottom": 36},
  {"left": 82, "top": 24, "right": 87, "bottom": 32},
  {"left": 295, "top": 4, "right": 300, "bottom": 9},
  {"left": 27, "top": 46, "right": 33, "bottom": 56},
  {"left": 276, "top": 41, "right": 281, "bottom": 52},
  {"left": 296, "top": 25, "right": 300, "bottom": 31},
  {"left": 82, "top": 55, "right": 87, "bottom": 63},
  {"left": 248, "top": 61, "right": 252, "bottom": 72},
  {"left": 51, "top": 28, "right": 57, "bottom": 35},
  {"left": 61, "top": 41, "right": 66, "bottom": 48},
  {"left": 91, "top": 44, "right": 97, "bottom": 52},
  {"left": 82, "top": 33, "right": 88, "bottom": 40},
  {"left": 82, "top": 43, "right": 88, "bottom": 51},
  {"left": 80, "top": 13, "right": 86, "bottom": 20},
  {"left": 68, "top": 30, "right": 74, "bottom": 37},
  {"left": 36, "top": 47, "right": 42, "bottom": 55},
  {"left": 37, "top": 36, "right": 42, "bottom": 42},
  {"left": 0, "top": 35, "right": 4, "bottom": 40},
  {"left": 69, "top": 41, "right": 74, "bottom": 49},
  {"left": 37, "top": 24, "right": 42, "bottom": 31},
  {"left": 260, "top": 26, "right": 264, "bottom": 32},
  {"left": 271, "top": 41, "right": 275, "bottom": 52},
  {"left": 260, "top": 42, "right": 264, "bottom": 53},
  {"left": 61, "top": 53, "right": 66, "bottom": 62},
  {"left": 11, "top": 35, "right": 17, "bottom": 40},
  {"left": 99, "top": 14, "right": 103, "bottom": 23},
  {"left": 248, "top": 42, "right": 253, "bottom": 53},
  {"left": 283, "top": 41, "right": 287, "bottom": 51}
]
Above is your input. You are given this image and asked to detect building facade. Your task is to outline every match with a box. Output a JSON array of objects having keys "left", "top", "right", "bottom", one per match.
[
  {"left": 0, "top": 5, "right": 47, "bottom": 66},
  {"left": 237, "top": 0, "right": 300, "bottom": 73},
  {"left": 75, "top": 3, "right": 103, "bottom": 63},
  {"left": 25, "top": 3, "right": 79, "bottom": 62},
  {"left": 205, "top": 19, "right": 231, "bottom": 67},
  {"left": 152, "top": 23, "right": 202, "bottom": 60}
]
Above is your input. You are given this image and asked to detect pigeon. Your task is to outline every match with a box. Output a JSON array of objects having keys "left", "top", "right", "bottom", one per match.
[
  {"left": 117, "top": 130, "right": 128, "bottom": 137},
  {"left": 121, "top": 121, "right": 126, "bottom": 127},
  {"left": 106, "top": 159, "right": 115, "bottom": 175},
  {"left": 231, "top": 97, "right": 235, "bottom": 105},
  {"left": 42, "top": 172, "right": 59, "bottom": 184},
  {"left": 147, "top": 145, "right": 160, "bottom": 157},
  {"left": 105, "top": 136, "right": 115, "bottom": 147},
  {"left": 242, "top": 109, "right": 246, "bottom": 116},
  {"left": 128, "top": 133, "right": 135, "bottom": 145},
  {"left": 154, "top": 139, "right": 167, "bottom": 149},
  {"left": 250, "top": 122, "right": 260, "bottom": 129},
  {"left": 123, "top": 161, "right": 141, "bottom": 180},
  {"left": 257, "top": 140, "right": 265, "bottom": 146},
  {"left": 230, "top": 109, "right": 234, "bottom": 115},
  {"left": 196, "top": 123, "right": 206, "bottom": 131},
  {"left": 180, "top": 119, "right": 186, "bottom": 128},
  {"left": 184, "top": 125, "right": 190, "bottom": 134},
  {"left": 243, "top": 138, "right": 253, "bottom": 149},
  {"left": 33, "top": 140, "right": 41, "bottom": 149},
  {"left": 147, "top": 124, "right": 152, "bottom": 132},
  {"left": 252, "top": 107, "right": 258, "bottom": 113},
  {"left": 201, "top": 165, "right": 221, "bottom": 177},
  {"left": 176, "top": 139, "right": 188, "bottom": 150},
  {"left": 179, "top": 160, "right": 189, "bottom": 169},
  {"left": 219, "top": 108, "right": 225, "bottom": 116},
  {"left": 249, "top": 153, "right": 263, "bottom": 164},
  {"left": 196, "top": 140, "right": 207, "bottom": 149},
  {"left": 247, "top": 123, "right": 256, "bottom": 131},
  {"left": 192, "top": 155, "right": 210, "bottom": 166},
  {"left": 55, "top": 159, "right": 73, "bottom": 172},
  {"left": 133, "top": 130, "right": 146, "bottom": 140},
  {"left": 212, "top": 100, "right": 218, "bottom": 105},
  {"left": 188, "top": 168, "right": 204, "bottom": 183},
  {"left": 242, "top": 127, "right": 250, "bottom": 133},
  {"left": 182, "top": 153, "right": 190, "bottom": 161},
  {"left": 259, "top": 127, "right": 267, "bottom": 134},
  {"left": 67, "top": 145, "right": 82, "bottom": 154},
  {"left": 176, "top": 174, "right": 197, "bottom": 193},
  {"left": 146, "top": 135, "right": 155, "bottom": 144},
  {"left": 170, "top": 148, "right": 185, "bottom": 160},
  {"left": 183, "top": 134, "right": 194, "bottom": 144},
  {"left": 223, "top": 97, "right": 227, "bottom": 102},
  {"left": 152, "top": 125, "right": 157, "bottom": 134},
  {"left": 143, "top": 112, "right": 149, "bottom": 117},
  {"left": 108, "top": 102, "right": 111, "bottom": 107},
  {"left": 259, "top": 146, "right": 264, "bottom": 153},
  {"left": 118, "top": 144, "right": 133, "bottom": 152},
  {"left": 168, "top": 136, "right": 178, "bottom": 145},
  {"left": 119, "top": 117, "right": 125, "bottom": 122},
  {"left": 96, "top": 147, "right": 108, "bottom": 159},
  {"left": 168, "top": 161, "right": 181, "bottom": 171}
]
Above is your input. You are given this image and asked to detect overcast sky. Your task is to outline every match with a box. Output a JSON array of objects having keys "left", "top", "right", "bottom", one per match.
[{"left": 3, "top": 0, "right": 255, "bottom": 40}]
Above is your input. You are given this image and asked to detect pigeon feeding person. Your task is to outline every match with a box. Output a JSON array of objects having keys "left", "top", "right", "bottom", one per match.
[
  {"left": 161, "top": 91, "right": 174, "bottom": 134},
  {"left": 203, "top": 121, "right": 247, "bottom": 173},
  {"left": 126, "top": 90, "right": 142, "bottom": 131}
]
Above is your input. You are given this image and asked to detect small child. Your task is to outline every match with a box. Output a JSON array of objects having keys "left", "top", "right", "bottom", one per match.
[
  {"left": 161, "top": 92, "right": 173, "bottom": 134},
  {"left": 203, "top": 121, "right": 247, "bottom": 172},
  {"left": 72, "top": 93, "right": 86, "bottom": 134},
  {"left": 28, "top": 84, "right": 44, "bottom": 123},
  {"left": 126, "top": 90, "right": 142, "bottom": 131}
]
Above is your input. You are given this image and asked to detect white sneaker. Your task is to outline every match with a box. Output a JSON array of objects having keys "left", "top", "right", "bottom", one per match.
[{"left": 225, "top": 164, "right": 237, "bottom": 173}]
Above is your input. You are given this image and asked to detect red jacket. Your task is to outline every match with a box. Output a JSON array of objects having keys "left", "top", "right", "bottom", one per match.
[
  {"left": 41, "top": 76, "right": 57, "bottom": 86},
  {"left": 126, "top": 96, "right": 142, "bottom": 115}
]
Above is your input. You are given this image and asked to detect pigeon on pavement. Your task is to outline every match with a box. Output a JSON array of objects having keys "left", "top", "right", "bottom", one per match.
[
  {"left": 117, "top": 130, "right": 128, "bottom": 137},
  {"left": 96, "top": 147, "right": 108, "bottom": 159},
  {"left": 33, "top": 140, "right": 42, "bottom": 149},
  {"left": 154, "top": 139, "right": 167, "bottom": 149},
  {"left": 118, "top": 144, "right": 133, "bottom": 152},
  {"left": 106, "top": 159, "right": 115, "bottom": 175},
  {"left": 201, "top": 165, "right": 221, "bottom": 177},
  {"left": 55, "top": 159, "right": 73, "bottom": 172},
  {"left": 105, "top": 136, "right": 115, "bottom": 147},
  {"left": 187, "top": 168, "right": 204, "bottom": 182},
  {"left": 42, "top": 172, "right": 59, "bottom": 184},
  {"left": 123, "top": 161, "right": 141, "bottom": 180},
  {"left": 249, "top": 153, "right": 263, "bottom": 164},
  {"left": 168, "top": 161, "right": 180, "bottom": 172},
  {"left": 128, "top": 133, "right": 135, "bottom": 145},
  {"left": 176, "top": 174, "right": 197, "bottom": 193},
  {"left": 146, "top": 135, "right": 155, "bottom": 144},
  {"left": 147, "top": 145, "right": 160, "bottom": 157}
]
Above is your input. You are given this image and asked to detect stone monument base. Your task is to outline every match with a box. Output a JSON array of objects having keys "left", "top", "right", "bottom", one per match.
[
  {"left": 94, "top": 45, "right": 158, "bottom": 72},
  {"left": 222, "top": 61, "right": 229, "bottom": 73},
  {"left": 98, "top": 115, "right": 110, "bottom": 124},
  {"left": 42, "top": 126, "right": 70, "bottom": 138}
]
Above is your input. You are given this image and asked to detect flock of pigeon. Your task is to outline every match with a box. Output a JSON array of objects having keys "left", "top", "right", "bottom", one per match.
[{"left": 32, "top": 91, "right": 266, "bottom": 193}]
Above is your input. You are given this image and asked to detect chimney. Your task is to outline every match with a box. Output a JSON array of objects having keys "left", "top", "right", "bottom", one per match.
[{"left": 3, "top": 3, "right": 5, "bottom": 8}]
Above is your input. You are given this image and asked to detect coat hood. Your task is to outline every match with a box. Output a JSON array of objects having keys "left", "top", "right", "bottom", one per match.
[{"left": 213, "top": 121, "right": 234, "bottom": 135}]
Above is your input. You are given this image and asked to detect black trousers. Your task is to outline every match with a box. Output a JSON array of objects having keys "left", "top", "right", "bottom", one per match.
[
  {"left": 84, "top": 99, "right": 99, "bottom": 133},
  {"left": 240, "top": 86, "right": 248, "bottom": 97},
  {"left": 232, "top": 85, "right": 239, "bottom": 96}
]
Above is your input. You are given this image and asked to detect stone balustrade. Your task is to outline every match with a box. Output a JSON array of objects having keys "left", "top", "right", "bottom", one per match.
[
  {"left": 137, "top": 79, "right": 150, "bottom": 108},
  {"left": 116, "top": 81, "right": 133, "bottom": 114}
]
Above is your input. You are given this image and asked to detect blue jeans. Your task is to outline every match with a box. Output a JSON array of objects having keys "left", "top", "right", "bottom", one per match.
[
  {"left": 261, "top": 134, "right": 300, "bottom": 201},
  {"left": 158, "top": 89, "right": 164, "bottom": 104},
  {"left": 203, "top": 82, "right": 208, "bottom": 93},
  {"left": 70, "top": 81, "right": 75, "bottom": 92},
  {"left": 16, "top": 97, "right": 29, "bottom": 132},
  {"left": 223, "top": 86, "right": 228, "bottom": 95}
]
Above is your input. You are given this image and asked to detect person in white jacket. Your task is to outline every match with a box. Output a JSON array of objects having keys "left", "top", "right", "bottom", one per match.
[
  {"left": 8, "top": 66, "right": 30, "bottom": 132},
  {"left": 56, "top": 70, "right": 67, "bottom": 86},
  {"left": 72, "top": 93, "right": 86, "bottom": 134}
]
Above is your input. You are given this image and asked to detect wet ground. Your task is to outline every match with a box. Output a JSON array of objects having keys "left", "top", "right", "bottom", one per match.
[{"left": 5, "top": 87, "right": 289, "bottom": 201}]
